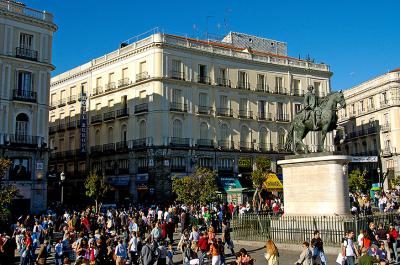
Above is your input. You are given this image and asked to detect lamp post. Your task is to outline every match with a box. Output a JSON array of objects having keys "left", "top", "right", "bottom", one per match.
[
  {"left": 60, "top": 172, "right": 65, "bottom": 205},
  {"left": 377, "top": 167, "right": 381, "bottom": 188}
]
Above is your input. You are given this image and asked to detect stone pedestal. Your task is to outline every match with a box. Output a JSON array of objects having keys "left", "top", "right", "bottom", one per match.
[{"left": 278, "top": 153, "right": 351, "bottom": 216}]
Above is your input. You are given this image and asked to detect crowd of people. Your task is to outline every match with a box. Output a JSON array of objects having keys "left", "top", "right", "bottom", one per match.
[
  {"left": 350, "top": 189, "right": 400, "bottom": 216},
  {"left": 0, "top": 202, "right": 265, "bottom": 265}
]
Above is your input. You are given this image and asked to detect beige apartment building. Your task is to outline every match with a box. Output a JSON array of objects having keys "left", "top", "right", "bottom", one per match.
[
  {"left": 49, "top": 31, "right": 332, "bottom": 203},
  {"left": 337, "top": 68, "right": 400, "bottom": 188},
  {"left": 0, "top": 1, "right": 57, "bottom": 213}
]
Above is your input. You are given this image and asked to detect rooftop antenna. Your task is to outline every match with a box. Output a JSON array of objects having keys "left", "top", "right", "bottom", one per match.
[{"left": 206, "top": 16, "right": 213, "bottom": 40}]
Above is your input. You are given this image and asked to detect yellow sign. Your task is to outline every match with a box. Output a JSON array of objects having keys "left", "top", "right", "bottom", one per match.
[{"left": 263, "top": 173, "right": 283, "bottom": 191}]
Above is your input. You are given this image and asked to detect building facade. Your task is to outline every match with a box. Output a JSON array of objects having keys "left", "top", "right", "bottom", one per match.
[
  {"left": 49, "top": 31, "right": 332, "bottom": 204},
  {"left": 0, "top": 1, "right": 57, "bottom": 213},
  {"left": 337, "top": 68, "right": 400, "bottom": 188}
]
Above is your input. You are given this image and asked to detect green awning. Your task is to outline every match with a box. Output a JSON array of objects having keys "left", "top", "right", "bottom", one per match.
[{"left": 370, "top": 187, "right": 381, "bottom": 191}]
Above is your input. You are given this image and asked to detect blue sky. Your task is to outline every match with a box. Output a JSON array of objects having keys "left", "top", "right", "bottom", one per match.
[{"left": 24, "top": 0, "right": 400, "bottom": 90}]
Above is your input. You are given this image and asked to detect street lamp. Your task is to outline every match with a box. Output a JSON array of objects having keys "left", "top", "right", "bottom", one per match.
[
  {"left": 377, "top": 167, "right": 381, "bottom": 188},
  {"left": 60, "top": 172, "right": 66, "bottom": 205}
]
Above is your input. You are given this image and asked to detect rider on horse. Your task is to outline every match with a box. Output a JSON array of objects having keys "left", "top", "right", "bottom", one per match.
[{"left": 303, "top": 85, "right": 318, "bottom": 130}]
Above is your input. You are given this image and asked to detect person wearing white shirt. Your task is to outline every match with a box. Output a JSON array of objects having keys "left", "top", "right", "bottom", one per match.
[
  {"left": 128, "top": 232, "right": 139, "bottom": 265},
  {"left": 158, "top": 209, "right": 163, "bottom": 221}
]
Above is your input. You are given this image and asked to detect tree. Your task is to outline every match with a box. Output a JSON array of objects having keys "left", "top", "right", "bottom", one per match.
[
  {"left": 348, "top": 169, "right": 367, "bottom": 193},
  {"left": 0, "top": 158, "right": 19, "bottom": 218},
  {"left": 251, "top": 156, "right": 271, "bottom": 211},
  {"left": 84, "top": 171, "right": 111, "bottom": 212},
  {"left": 172, "top": 167, "right": 218, "bottom": 206}
]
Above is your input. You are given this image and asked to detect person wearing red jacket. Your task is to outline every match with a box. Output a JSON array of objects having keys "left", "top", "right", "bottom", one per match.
[
  {"left": 389, "top": 225, "right": 398, "bottom": 262},
  {"left": 198, "top": 233, "right": 209, "bottom": 264}
]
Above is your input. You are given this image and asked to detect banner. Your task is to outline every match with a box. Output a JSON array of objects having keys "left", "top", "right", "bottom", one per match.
[{"left": 80, "top": 92, "right": 87, "bottom": 153}]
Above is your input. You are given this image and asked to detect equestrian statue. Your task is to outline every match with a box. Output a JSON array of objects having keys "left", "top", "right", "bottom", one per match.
[{"left": 284, "top": 85, "right": 346, "bottom": 154}]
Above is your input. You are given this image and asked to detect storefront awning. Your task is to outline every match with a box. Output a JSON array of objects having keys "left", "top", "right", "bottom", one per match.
[{"left": 263, "top": 173, "right": 283, "bottom": 191}]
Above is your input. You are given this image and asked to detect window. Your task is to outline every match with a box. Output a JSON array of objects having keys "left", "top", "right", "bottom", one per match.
[
  {"left": 258, "top": 100, "right": 266, "bottom": 115},
  {"left": 139, "top": 120, "right": 146, "bottom": 139},
  {"left": 95, "top": 129, "right": 101, "bottom": 145},
  {"left": 96, "top": 103, "right": 101, "bottom": 111},
  {"left": 19, "top": 33, "right": 33, "bottom": 49},
  {"left": 238, "top": 71, "right": 247, "bottom": 87},
  {"left": 314, "top": 82, "right": 321, "bottom": 95},
  {"left": 240, "top": 126, "right": 250, "bottom": 143},
  {"left": 220, "top": 124, "right": 229, "bottom": 141},
  {"left": 16, "top": 113, "right": 29, "bottom": 136},
  {"left": 122, "top": 68, "right": 129, "bottom": 79},
  {"left": 121, "top": 95, "right": 127, "bottom": 106},
  {"left": 199, "top": 93, "right": 207, "bottom": 107},
  {"left": 171, "top": 157, "right": 186, "bottom": 170},
  {"left": 219, "top": 68, "right": 227, "bottom": 80},
  {"left": 359, "top": 100, "right": 365, "bottom": 112},
  {"left": 220, "top": 95, "right": 228, "bottom": 108},
  {"left": 240, "top": 98, "right": 248, "bottom": 112},
  {"left": 218, "top": 158, "right": 233, "bottom": 169},
  {"left": 257, "top": 74, "right": 265, "bottom": 90},
  {"left": 200, "top": 122, "right": 208, "bottom": 139},
  {"left": 172, "top": 119, "right": 182, "bottom": 138},
  {"left": 368, "top": 97, "right": 374, "bottom": 109},
  {"left": 278, "top": 129, "right": 286, "bottom": 148},
  {"left": 60, "top": 90, "right": 66, "bottom": 102},
  {"left": 69, "top": 86, "right": 75, "bottom": 98},
  {"left": 50, "top": 93, "right": 56, "bottom": 106},
  {"left": 17, "top": 71, "right": 33, "bottom": 91},
  {"left": 172, "top": 60, "right": 183, "bottom": 78},
  {"left": 121, "top": 124, "right": 127, "bottom": 141},
  {"left": 275, "top": 76, "right": 283, "bottom": 91},
  {"left": 293, "top": 79, "right": 300, "bottom": 95},
  {"left": 96, "top": 77, "right": 102, "bottom": 88},
  {"left": 384, "top": 113, "right": 389, "bottom": 125},
  {"left": 382, "top": 92, "right": 387, "bottom": 103},
  {"left": 139, "top": 61, "right": 147, "bottom": 74},
  {"left": 294, "top": 103, "right": 302, "bottom": 114},
  {"left": 68, "top": 135, "right": 75, "bottom": 150},
  {"left": 172, "top": 89, "right": 182, "bottom": 103},
  {"left": 277, "top": 102, "right": 285, "bottom": 117},
  {"left": 109, "top": 72, "right": 115, "bottom": 83},
  {"left": 108, "top": 127, "right": 113, "bottom": 143},
  {"left": 198, "top": 64, "right": 207, "bottom": 78},
  {"left": 259, "top": 128, "right": 269, "bottom": 144},
  {"left": 108, "top": 99, "right": 114, "bottom": 108},
  {"left": 59, "top": 138, "right": 64, "bottom": 152},
  {"left": 198, "top": 157, "right": 213, "bottom": 168},
  {"left": 10, "top": 158, "right": 31, "bottom": 180}
]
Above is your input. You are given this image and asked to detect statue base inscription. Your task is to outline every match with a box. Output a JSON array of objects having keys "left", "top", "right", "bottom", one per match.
[{"left": 278, "top": 152, "right": 351, "bottom": 216}]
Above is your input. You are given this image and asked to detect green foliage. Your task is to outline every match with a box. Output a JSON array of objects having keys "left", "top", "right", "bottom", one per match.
[
  {"left": 390, "top": 176, "right": 400, "bottom": 188},
  {"left": 255, "top": 156, "right": 271, "bottom": 172},
  {"left": 172, "top": 167, "right": 218, "bottom": 206},
  {"left": 84, "top": 171, "right": 111, "bottom": 205},
  {"left": 348, "top": 169, "right": 367, "bottom": 193},
  {"left": 0, "top": 158, "right": 19, "bottom": 217}
]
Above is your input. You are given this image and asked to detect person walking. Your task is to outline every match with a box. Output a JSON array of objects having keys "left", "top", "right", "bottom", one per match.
[
  {"left": 341, "top": 230, "right": 359, "bottom": 265},
  {"left": 114, "top": 239, "right": 127, "bottom": 265},
  {"left": 311, "top": 230, "right": 326, "bottom": 265},
  {"left": 265, "top": 239, "right": 279, "bottom": 265},
  {"left": 36, "top": 240, "right": 49, "bottom": 265},
  {"left": 294, "top": 242, "right": 312, "bottom": 265},
  {"left": 208, "top": 239, "right": 220, "bottom": 265},
  {"left": 388, "top": 225, "right": 398, "bottom": 262},
  {"left": 376, "top": 223, "right": 391, "bottom": 261},
  {"left": 222, "top": 221, "right": 235, "bottom": 256}
]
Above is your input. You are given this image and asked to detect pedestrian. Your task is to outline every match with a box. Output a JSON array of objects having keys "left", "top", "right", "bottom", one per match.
[
  {"left": 376, "top": 223, "right": 391, "bottom": 261},
  {"left": 55, "top": 239, "right": 63, "bottom": 265},
  {"left": 311, "top": 230, "right": 326, "bottom": 265},
  {"left": 388, "top": 225, "right": 398, "bottom": 262},
  {"left": 114, "top": 239, "right": 127, "bottom": 265},
  {"left": 36, "top": 240, "right": 49, "bottom": 265},
  {"left": 222, "top": 221, "right": 235, "bottom": 256},
  {"left": 157, "top": 241, "right": 167, "bottom": 265},
  {"left": 341, "top": 230, "right": 359, "bottom": 265},
  {"left": 237, "top": 248, "right": 253, "bottom": 265},
  {"left": 128, "top": 232, "right": 139, "bottom": 265},
  {"left": 358, "top": 247, "right": 378, "bottom": 265},
  {"left": 294, "top": 242, "right": 312, "bottom": 265},
  {"left": 265, "top": 239, "right": 279, "bottom": 265},
  {"left": 207, "top": 238, "right": 220, "bottom": 265}
]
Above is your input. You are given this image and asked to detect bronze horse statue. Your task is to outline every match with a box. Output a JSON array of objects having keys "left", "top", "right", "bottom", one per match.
[{"left": 284, "top": 91, "right": 346, "bottom": 154}]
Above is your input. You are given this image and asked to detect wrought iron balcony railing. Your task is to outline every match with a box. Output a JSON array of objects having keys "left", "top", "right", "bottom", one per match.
[
  {"left": 13, "top": 89, "right": 37, "bottom": 103},
  {"left": 16, "top": 47, "right": 38, "bottom": 61}
]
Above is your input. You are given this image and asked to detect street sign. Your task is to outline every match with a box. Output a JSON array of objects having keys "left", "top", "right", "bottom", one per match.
[{"left": 350, "top": 156, "right": 378, "bottom": 163}]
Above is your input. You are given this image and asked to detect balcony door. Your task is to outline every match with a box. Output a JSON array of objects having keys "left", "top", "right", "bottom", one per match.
[
  {"left": 240, "top": 126, "right": 250, "bottom": 144},
  {"left": 20, "top": 33, "right": 33, "bottom": 49},
  {"left": 18, "top": 71, "right": 33, "bottom": 92},
  {"left": 16, "top": 113, "right": 29, "bottom": 137},
  {"left": 173, "top": 119, "right": 182, "bottom": 138}
]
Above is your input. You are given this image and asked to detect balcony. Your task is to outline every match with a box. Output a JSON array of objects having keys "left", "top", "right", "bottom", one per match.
[
  {"left": 170, "top": 102, "right": 187, "bottom": 112},
  {"left": 15, "top": 47, "right": 38, "bottom": 61},
  {"left": 57, "top": 121, "right": 66, "bottom": 131},
  {"left": 170, "top": 137, "right": 190, "bottom": 147},
  {"left": 197, "top": 106, "right": 213, "bottom": 115},
  {"left": 276, "top": 88, "right": 287, "bottom": 95},
  {"left": 49, "top": 125, "right": 57, "bottom": 134},
  {"left": 0, "top": 1, "right": 54, "bottom": 22},
  {"left": 135, "top": 103, "right": 148, "bottom": 114},
  {"left": 259, "top": 143, "right": 274, "bottom": 152},
  {"left": 382, "top": 147, "right": 394, "bottom": 157},
  {"left": 66, "top": 119, "right": 76, "bottom": 129},
  {"left": 103, "top": 111, "right": 115, "bottom": 121},
  {"left": 381, "top": 123, "right": 391, "bottom": 132},
  {"left": 90, "top": 145, "right": 103, "bottom": 154},
  {"left": 171, "top": 165, "right": 186, "bottom": 172},
  {"left": 239, "top": 110, "right": 253, "bottom": 119},
  {"left": 116, "top": 108, "right": 129, "bottom": 118},
  {"left": 196, "top": 75, "right": 211, "bottom": 85},
  {"left": 57, "top": 98, "right": 66, "bottom": 107},
  {"left": 196, "top": 139, "right": 214, "bottom": 148},
  {"left": 292, "top": 89, "right": 303, "bottom": 96},
  {"left": 103, "top": 143, "right": 115, "bottom": 152},
  {"left": 105, "top": 82, "right": 116, "bottom": 92},
  {"left": 118, "top": 78, "right": 130, "bottom": 87},
  {"left": 91, "top": 114, "right": 102, "bottom": 124},
  {"left": 131, "top": 138, "right": 148, "bottom": 149},
  {"left": 171, "top": 71, "right": 185, "bottom": 80},
  {"left": 256, "top": 83, "right": 268, "bottom": 92},
  {"left": 237, "top": 81, "right": 251, "bottom": 90},
  {"left": 92, "top": 86, "right": 103, "bottom": 96},
  {"left": 258, "top": 112, "right": 273, "bottom": 121},
  {"left": 216, "top": 78, "right": 231, "bottom": 87},
  {"left": 67, "top": 95, "right": 77, "bottom": 104},
  {"left": 136, "top": 71, "right": 149, "bottom": 82},
  {"left": 240, "top": 141, "right": 254, "bottom": 151},
  {"left": 8, "top": 134, "right": 40, "bottom": 146},
  {"left": 116, "top": 141, "right": 129, "bottom": 152},
  {"left": 216, "top": 108, "right": 233, "bottom": 117},
  {"left": 13, "top": 89, "right": 37, "bottom": 103},
  {"left": 49, "top": 102, "right": 57, "bottom": 110},
  {"left": 276, "top": 114, "right": 290, "bottom": 122},
  {"left": 218, "top": 140, "right": 234, "bottom": 150}
]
